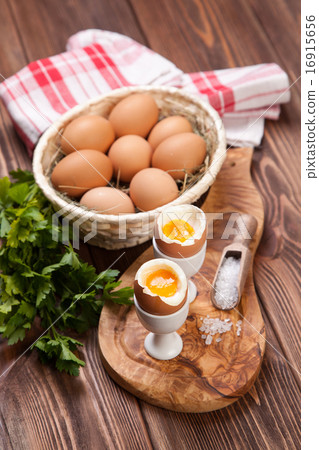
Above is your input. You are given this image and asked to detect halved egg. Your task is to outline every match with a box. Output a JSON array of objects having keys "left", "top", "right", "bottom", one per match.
[
  {"left": 154, "top": 204, "right": 207, "bottom": 258},
  {"left": 134, "top": 259, "right": 188, "bottom": 315}
]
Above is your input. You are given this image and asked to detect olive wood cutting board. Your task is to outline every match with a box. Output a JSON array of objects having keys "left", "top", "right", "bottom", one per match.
[{"left": 98, "top": 147, "right": 266, "bottom": 413}]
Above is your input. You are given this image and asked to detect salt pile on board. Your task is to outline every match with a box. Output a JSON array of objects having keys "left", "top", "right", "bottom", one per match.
[
  {"left": 199, "top": 316, "right": 233, "bottom": 345},
  {"left": 198, "top": 316, "right": 244, "bottom": 345},
  {"left": 236, "top": 320, "right": 242, "bottom": 336},
  {"left": 214, "top": 256, "right": 241, "bottom": 309}
]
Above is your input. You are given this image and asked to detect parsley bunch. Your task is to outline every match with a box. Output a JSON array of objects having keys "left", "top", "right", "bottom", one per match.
[{"left": 0, "top": 170, "right": 133, "bottom": 375}]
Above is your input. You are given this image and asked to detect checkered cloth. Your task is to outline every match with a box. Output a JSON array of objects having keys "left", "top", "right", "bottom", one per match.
[{"left": 0, "top": 29, "right": 291, "bottom": 156}]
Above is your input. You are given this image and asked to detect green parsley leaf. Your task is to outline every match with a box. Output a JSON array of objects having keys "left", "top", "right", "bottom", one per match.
[
  {"left": 7, "top": 327, "right": 26, "bottom": 345},
  {"left": 18, "top": 301, "right": 36, "bottom": 319},
  {"left": 0, "top": 177, "right": 11, "bottom": 206},
  {"left": 10, "top": 169, "right": 34, "bottom": 183},
  {"left": 55, "top": 359, "right": 82, "bottom": 376},
  {"left": 0, "top": 297, "right": 20, "bottom": 314},
  {"left": 0, "top": 215, "right": 11, "bottom": 237},
  {"left": 0, "top": 170, "right": 133, "bottom": 375},
  {"left": 8, "top": 183, "right": 29, "bottom": 204}
]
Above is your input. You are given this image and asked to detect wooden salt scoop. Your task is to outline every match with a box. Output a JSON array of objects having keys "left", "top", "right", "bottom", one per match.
[{"left": 211, "top": 214, "right": 258, "bottom": 311}]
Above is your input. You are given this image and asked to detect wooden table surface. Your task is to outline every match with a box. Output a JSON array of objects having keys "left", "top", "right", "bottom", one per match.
[{"left": 0, "top": 0, "right": 300, "bottom": 449}]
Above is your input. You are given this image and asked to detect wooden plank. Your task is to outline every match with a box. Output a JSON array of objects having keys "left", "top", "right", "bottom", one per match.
[
  {"left": 0, "top": 105, "right": 32, "bottom": 177},
  {"left": 8, "top": 0, "right": 146, "bottom": 61},
  {"left": 0, "top": 240, "right": 152, "bottom": 450},
  {"left": 129, "top": 0, "right": 301, "bottom": 385},
  {"left": 0, "top": 1, "right": 153, "bottom": 447},
  {"left": 252, "top": 124, "right": 301, "bottom": 385},
  {"left": 139, "top": 313, "right": 300, "bottom": 450},
  {"left": 97, "top": 148, "right": 300, "bottom": 443},
  {"left": 247, "top": 0, "right": 301, "bottom": 83},
  {"left": 0, "top": 0, "right": 28, "bottom": 77},
  {"left": 0, "top": 332, "right": 152, "bottom": 450},
  {"left": 0, "top": 0, "right": 300, "bottom": 447},
  {"left": 0, "top": 0, "right": 31, "bottom": 177},
  {"left": 128, "top": 0, "right": 298, "bottom": 71}
]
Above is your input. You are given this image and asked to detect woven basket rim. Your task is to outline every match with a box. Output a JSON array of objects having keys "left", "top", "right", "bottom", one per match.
[{"left": 33, "top": 85, "right": 227, "bottom": 224}]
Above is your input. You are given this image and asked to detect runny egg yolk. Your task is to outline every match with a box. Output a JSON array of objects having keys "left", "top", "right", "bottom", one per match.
[
  {"left": 162, "top": 219, "right": 195, "bottom": 243},
  {"left": 146, "top": 269, "right": 178, "bottom": 297}
]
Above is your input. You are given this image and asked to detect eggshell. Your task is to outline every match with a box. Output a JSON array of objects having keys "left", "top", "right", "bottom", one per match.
[
  {"left": 152, "top": 132, "right": 206, "bottom": 180},
  {"left": 61, "top": 115, "right": 115, "bottom": 154},
  {"left": 155, "top": 224, "right": 207, "bottom": 258},
  {"left": 109, "top": 94, "right": 159, "bottom": 137},
  {"left": 158, "top": 231, "right": 206, "bottom": 258},
  {"left": 80, "top": 187, "right": 135, "bottom": 214},
  {"left": 154, "top": 204, "right": 207, "bottom": 258},
  {"left": 148, "top": 116, "right": 193, "bottom": 150},
  {"left": 129, "top": 168, "right": 179, "bottom": 211},
  {"left": 51, "top": 150, "right": 113, "bottom": 197},
  {"left": 134, "top": 259, "right": 188, "bottom": 315},
  {"left": 134, "top": 280, "right": 187, "bottom": 315},
  {"left": 108, "top": 135, "right": 152, "bottom": 182}
]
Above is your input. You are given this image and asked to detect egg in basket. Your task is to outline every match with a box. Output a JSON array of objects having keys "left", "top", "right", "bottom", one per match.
[{"left": 33, "top": 86, "right": 226, "bottom": 249}]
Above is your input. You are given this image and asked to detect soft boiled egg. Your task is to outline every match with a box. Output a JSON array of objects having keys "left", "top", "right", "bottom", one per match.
[
  {"left": 154, "top": 204, "right": 207, "bottom": 258},
  {"left": 134, "top": 259, "right": 188, "bottom": 315}
]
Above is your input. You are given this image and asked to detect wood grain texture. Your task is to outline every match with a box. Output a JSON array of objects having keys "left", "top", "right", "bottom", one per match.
[
  {"left": 139, "top": 315, "right": 300, "bottom": 450},
  {"left": 0, "top": 0, "right": 28, "bottom": 77},
  {"left": 0, "top": 243, "right": 152, "bottom": 450},
  {"left": 8, "top": 0, "right": 146, "bottom": 60},
  {"left": 0, "top": 0, "right": 300, "bottom": 447},
  {"left": 130, "top": 0, "right": 301, "bottom": 387},
  {"left": 0, "top": 0, "right": 32, "bottom": 177},
  {"left": 99, "top": 148, "right": 266, "bottom": 412},
  {"left": 0, "top": 333, "right": 152, "bottom": 450}
]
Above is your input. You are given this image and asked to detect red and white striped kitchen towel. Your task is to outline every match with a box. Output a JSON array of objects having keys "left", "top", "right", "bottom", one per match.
[{"left": 0, "top": 29, "right": 291, "bottom": 156}]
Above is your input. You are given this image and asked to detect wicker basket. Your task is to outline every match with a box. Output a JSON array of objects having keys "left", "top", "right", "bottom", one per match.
[{"left": 33, "top": 86, "right": 226, "bottom": 249}]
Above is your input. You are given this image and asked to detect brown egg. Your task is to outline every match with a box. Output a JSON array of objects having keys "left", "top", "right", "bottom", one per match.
[
  {"left": 61, "top": 115, "right": 115, "bottom": 154},
  {"left": 148, "top": 116, "right": 193, "bottom": 150},
  {"left": 80, "top": 187, "right": 135, "bottom": 214},
  {"left": 109, "top": 94, "right": 159, "bottom": 137},
  {"left": 51, "top": 150, "right": 113, "bottom": 197},
  {"left": 108, "top": 135, "right": 152, "bottom": 182},
  {"left": 152, "top": 132, "right": 206, "bottom": 180},
  {"left": 154, "top": 205, "right": 207, "bottom": 258},
  {"left": 129, "top": 168, "right": 179, "bottom": 211},
  {"left": 134, "top": 259, "right": 188, "bottom": 315}
]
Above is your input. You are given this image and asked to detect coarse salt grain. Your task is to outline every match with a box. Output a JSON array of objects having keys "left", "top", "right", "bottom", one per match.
[
  {"left": 236, "top": 320, "right": 242, "bottom": 336},
  {"left": 198, "top": 315, "right": 245, "bottom": 345},
  {"left": 214, "top": 257, "right": 241, "bottom": 309}
]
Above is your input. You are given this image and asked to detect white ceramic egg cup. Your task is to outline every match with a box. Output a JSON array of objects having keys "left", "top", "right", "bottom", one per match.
[
  {"left": 134, "top": 295, "right": 189, "bottom": 360},
  {"left": 152, "top": 237, "right": 207, "bottom": 303}
]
